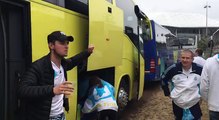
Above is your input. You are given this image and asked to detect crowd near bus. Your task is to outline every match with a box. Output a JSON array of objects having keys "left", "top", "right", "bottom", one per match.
[
  {"left": 0, "top": 0, "right": 219, "bottom": 120},
  {"left": 0, "top": 0, "right": 149, "bottom": 120}
]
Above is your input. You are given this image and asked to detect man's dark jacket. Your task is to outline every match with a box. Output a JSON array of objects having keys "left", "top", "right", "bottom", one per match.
[{"left": 18, "top": 50, "right": 90, "bottom": 120}]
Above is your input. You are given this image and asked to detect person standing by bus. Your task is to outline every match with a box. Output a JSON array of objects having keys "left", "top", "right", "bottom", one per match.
[
  {"left": 81, "top": 76, "right": 118, "bottom": 120},
  {"left": 18, "top": 31, "right": 94, "bottom": 120},
  {"left": 161, "top": 49, "right": 203, "bottom": 120},
  {"left": 200, "top": 54, "right": 219, "bottom": 120},
  {"left": 193, "top": 48, "right": 206, "bottom": 66}
]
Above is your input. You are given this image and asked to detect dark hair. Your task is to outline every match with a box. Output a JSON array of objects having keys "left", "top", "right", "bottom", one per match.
[
  {"left": 89, "top": 76, "right": 103, "bottom": 88},
  {"left": 195, "top": 48, "right": 203, "bottom": 56}
]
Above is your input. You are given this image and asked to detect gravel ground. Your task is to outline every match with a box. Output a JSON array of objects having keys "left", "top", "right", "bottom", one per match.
[{"left": 120, "top": 82, "right": 209, "bottom": 120}]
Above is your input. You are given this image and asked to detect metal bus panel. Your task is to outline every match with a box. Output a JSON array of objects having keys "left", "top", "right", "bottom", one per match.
[
  {"left": 87, "top": 0, "right": 123, "bottom": 71},
  {"left": 139, "top": 54, "right": 145, "bottom": 99}
]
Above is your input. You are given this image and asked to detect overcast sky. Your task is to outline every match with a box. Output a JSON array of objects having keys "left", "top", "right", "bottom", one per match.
[{"left": 134, "top": 0, "right": 219, "bottom": 21}]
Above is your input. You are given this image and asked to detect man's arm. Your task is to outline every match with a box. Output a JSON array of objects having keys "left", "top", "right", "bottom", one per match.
[
  {"left": 161, "top": 64, "right": 175, "bottom": 96},
  {"left": 66, "top": 45, "right": 94, "bottom": 70},
  {"left": 17, "top": 64, "right": 54, "bottom": 99},
  {"left": 161, "top": 74, "right": 170, "bottom": 96},
  {"left": 200, "top": 63, "right": 209, "bottom": 101}
]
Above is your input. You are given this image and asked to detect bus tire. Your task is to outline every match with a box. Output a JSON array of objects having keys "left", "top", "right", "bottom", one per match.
[{"left": 117, "top": 78, "right": 129, "bottom": 112}]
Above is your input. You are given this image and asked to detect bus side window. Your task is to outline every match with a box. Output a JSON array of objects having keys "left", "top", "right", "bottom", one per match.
[
  {"left": 125, "top": 26, "right": 139, "bottom": 48},
  {"left": 44, "top": 0, "right": 65, "bottom": 7},
  {"left": 106, "top": 0, "right": 113, "bottom": 4},
  {"left": 65, "top": 0, "right": 88, "bottom": 15},
  {"left": 44, "top": 0, "right": 88, "bottom": 15}
]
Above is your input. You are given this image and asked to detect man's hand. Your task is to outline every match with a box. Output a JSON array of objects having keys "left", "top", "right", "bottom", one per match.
[
  {"left": 88, "top": 44, "right": 94, "bottom": 54},
  {"left": 53, "top": 81, "right": 74, "bottom": 95}
]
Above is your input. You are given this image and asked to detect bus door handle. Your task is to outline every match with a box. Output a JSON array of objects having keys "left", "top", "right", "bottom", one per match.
[{"left": 108, "top": 7, "right": 112, "bottom": 13}]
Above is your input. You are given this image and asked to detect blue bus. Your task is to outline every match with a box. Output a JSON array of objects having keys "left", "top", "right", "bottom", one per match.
[{"left": 144, "top": 20, "right": 176, "bottom": 82}]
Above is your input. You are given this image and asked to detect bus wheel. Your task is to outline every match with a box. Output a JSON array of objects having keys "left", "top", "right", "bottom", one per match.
[{"left": 117, "top": 79, "right": 129, "bottom": 111}]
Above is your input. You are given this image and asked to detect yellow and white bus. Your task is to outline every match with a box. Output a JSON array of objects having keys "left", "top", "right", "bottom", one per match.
[{"left": 0, "top": 0, "right": 151, "bottom": 119}]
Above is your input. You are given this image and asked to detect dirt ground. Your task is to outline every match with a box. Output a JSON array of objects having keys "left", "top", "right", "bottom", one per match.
[{"left": 120, "top": 82, "right": 209, "bottom": 120}]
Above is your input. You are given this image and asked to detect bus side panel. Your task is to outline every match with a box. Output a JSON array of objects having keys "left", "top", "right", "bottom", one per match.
[
  {"left": 88, "top": 0, "right": 123, "bottom": 71},
  {"left": 138, "top": 55, "right": 145, "bottom": 99},
  {"left": 30, "top": 2, "right": 88, "bottom": 120},
  {"left": 116, "top": 35, "right": 144, "bottom": 100}
]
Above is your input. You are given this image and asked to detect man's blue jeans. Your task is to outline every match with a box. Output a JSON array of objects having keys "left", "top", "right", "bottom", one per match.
[
  {"left": 49, "top": 113, "right": 65, "bottom": 120},
  {"left": 209, "top": 110, "right": 219, "bottom": 120}
]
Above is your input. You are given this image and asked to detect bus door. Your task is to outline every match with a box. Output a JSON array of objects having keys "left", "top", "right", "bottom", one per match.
[
  {"left": 87, "top": 0, "right": 124, "bottom": 70},
  {"left": 0, "top": 1, "right": 31, "bottom": 120}
]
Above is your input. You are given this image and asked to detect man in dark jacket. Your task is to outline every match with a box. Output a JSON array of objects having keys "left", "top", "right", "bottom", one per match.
[{"left": 18, "top": 31, "right": 94, "bottom": 120}]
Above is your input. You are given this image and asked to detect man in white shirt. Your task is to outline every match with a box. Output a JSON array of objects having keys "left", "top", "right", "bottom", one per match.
[
  {"left": 200, "top": 54, "right": 219, "bottom": 120},
  {"left": 193, "top": 48, "right": 206, "bottom": 66}
]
